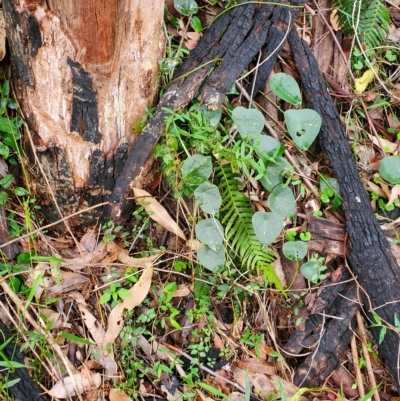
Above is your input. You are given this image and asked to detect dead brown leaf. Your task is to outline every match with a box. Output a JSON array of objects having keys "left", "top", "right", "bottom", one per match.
[
  {"left": 48, "top": 371, "right": 101, "bottom": 399},
  {"left": 132, "top": 187, "right": 186, "bottom": 240},
  {"left": 236, "top": 358, "right": 276, "bottom": 376},
  {"left": 103, "top": 264, "right": 153, "bottom": 354},
  {"left": 388, "top": 184, "right": 400, "bottom": 205},
  {"left": 117, "top": 249, "right": 161, "bottom": 267},
  {"left": 109, "top": 388, "right": 133, "bottom": 401}
]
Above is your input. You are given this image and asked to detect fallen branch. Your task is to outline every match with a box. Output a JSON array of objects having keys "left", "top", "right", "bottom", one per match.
[{"left": 288, "top": 28, "right": 400, "bottom": 389}]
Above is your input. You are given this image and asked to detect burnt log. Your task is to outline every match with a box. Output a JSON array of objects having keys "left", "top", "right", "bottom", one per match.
[
  {"left": 109, "top": 0, "right": 305, "bottom": 220},
  {"left": 288, "top": 28, "right": 400, "bottom": 389}
]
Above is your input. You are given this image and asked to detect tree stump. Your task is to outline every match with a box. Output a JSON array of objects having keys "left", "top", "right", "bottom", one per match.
[{"left": 3, "top": 0, "right": 165, "bottom": 226}]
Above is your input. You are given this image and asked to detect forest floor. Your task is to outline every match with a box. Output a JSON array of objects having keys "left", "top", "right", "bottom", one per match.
[{"left": 2, "top": 1, "right": 400, "bottom": 400}]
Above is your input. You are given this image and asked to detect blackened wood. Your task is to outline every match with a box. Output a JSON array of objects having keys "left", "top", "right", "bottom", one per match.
[
  {"left": 0, "top": 208, "right": 18, "bottom": 259},
  {"left": 283, "top": 267, "right": 359, "bottom": 386},
  {"left": 289, "top": 29, "right": 400, "bottom": 388},
  {"left": 307, "top": 216, "right": 345, "bottom": 257},
  {"left": 109, "top": 0, "right": 304, "bottom": 220},
  {"left": 0, "top": 325, "right": 46, "bottom": 401},
  {"left": 251, "top": 3, "right": 303, "bottom": 95},
  {"left": 293, "top": 283, "right": 359, "bottom": 387}
]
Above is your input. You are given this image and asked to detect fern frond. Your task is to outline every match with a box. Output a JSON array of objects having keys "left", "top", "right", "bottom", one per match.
[
  {"left": 332, "top": 0, "right": 390, "bottom": 50},
  {"left": 215, "top": 164, "right": 284, "bottom": 290}
]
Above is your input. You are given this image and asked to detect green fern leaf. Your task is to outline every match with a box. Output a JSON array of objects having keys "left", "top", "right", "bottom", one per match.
[
  {"left": 215, "top": 164, "right": 284, "bottom": 290},
  {"left": 332, "top": 0, "right": 390, "bottom": 50}
]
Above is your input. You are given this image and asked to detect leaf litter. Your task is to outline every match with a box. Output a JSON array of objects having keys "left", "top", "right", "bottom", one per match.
[{"left": 2, "top": 1, "right": 400, "bottom": 400}]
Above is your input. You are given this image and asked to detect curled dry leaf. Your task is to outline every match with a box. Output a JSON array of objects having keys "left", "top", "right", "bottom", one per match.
[
  {"left": 48, "top": 371, "right": 101, "bottom": 399},
  {"left": 103, "top": 264, "right": 153, "bottom": 354},
  {"left": 388, "top": 184, "right": 400, "bottom": 205},
  {"left": 109, "top": 388, "right": 134, "bottom": 401},
  {"left": 62, "top": 241, "right": 119, "bottom": 269},
  {"left": 132, "top": 187, "right": 186, "bottom": 240},
  {"left": 78, "top": 304, "right": 117, "bottom": 377},
  {"left": 369, "top": 134, "right": 398, "bottom": 154},
  {"left": 47, "top": 270, "right": 90, "bottom": 298},
  {"left": 117, "top": 249, "right": 161, "bottom": 267}
]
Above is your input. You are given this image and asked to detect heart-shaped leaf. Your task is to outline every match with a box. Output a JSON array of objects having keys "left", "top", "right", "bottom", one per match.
[
  {"left": 194, "top": 182, "right": 222, "bottom": 215},
  {"left": 268, "top": 185, "right": 296, "bottom": 218},
  {"left": 284, "top": 109, "right": 322, "bottom": 150},
  {"left": 282, "top": 241, "right": 308, "bottom": 261},
  {"left": 197, "top": 245, "right": 225, "bottom": 272},
  {"left": 252, "top": 212, "right": 283, "bottom": 246},
  {"left": 182, "top": 155, "right": 212, "bottom": 186},
  {"left": 198, "top": 105, "right": 222, "bottom": 127},
  {"left": 232, "top": 106, "right": 264, "bottom": 138},
  {"left": 270, "top": 73, "right": 302, "bottom": 106},
  {"left": 195, "top": 218, "right": 224, "bottom": 252},
  {"left": 379, "top": 156, "right": 400, "bottom": 184},
  {"left": 254, "top": 135, "right": 281, "bottom": 158},
  {"left": 300, "top": 260, "right": 320, "bottom": 283},
  {"left": 260, "top": 157, "right": 290, "bottom": 191}
]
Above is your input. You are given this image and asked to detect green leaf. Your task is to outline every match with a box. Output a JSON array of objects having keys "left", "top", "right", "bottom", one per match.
[
  {"left": 174, "top": 0, "right": 198, "bottom": 15},
  {"left": 2, "top": 378, "right": 20, "bottom": 389},
  {"left": 268, "top": 185, "right": 296, "bottom": 218},
  {"left": 232, "top": 106, "right": 264, "bottom": 138},
  {"left": 300, "top": 260, "right": 319, "bottom": 282},
  {"left": 260, "top": 157, "right": 289, "bottom": 191},
  {"left": 0, "top": 361, "right": 27, "bottom": 369},
  {"left": 14, "top": 187, "right": 29, "bottom": 196},
  {"left": 118, "top": 288, "right": 132, "bottom": 299},
  {"left": 2, "top": 81, "right": 9, "bottom": 97},
  {"left": 0, "top": 174, "right": 13, "bottom": 189},
  {"left": 197, "top": 245, "right": 225, "bottom": 272},
  {"left": 284, "top": 109, "right": 322, "bottom": 150},
  {"left": 379, "top": 156, "right": 400, "bottom": 184},
  {"left": 99, "top": 291, "right": 111, "bottom": 304},
  {"left": 182, "top": 155, "right": 212, "bottom": 186},
  {"left": 0, "top": 143, "right": 9, "bottom": 159},
  {"left": 254, "top": 135, "right": 281, "bottom": 157},
  {"left": 0, "top": 117, "right": 17, "bottom": 135},
  {"left": 282, "top": 241, "right": 307, "bottom": 261},
  {"left": 269, "top": 73, "right": 302, "bottom": 106},
  {"left": 198, "top": 105, "right": 221, "bottom": 126},
  {"left": 190, "top": 16, "right": 203, "bottom": 32},
  {"left": 252, "top": 212, "right": 283, "bottom": 246},
  {"left": 194, "top": 182, "right": 222, "bottom": 215},
  {"left": 195, "top": 218, "right": 224, "bottom": 251},
  {"left": 59, "top": 332, "right": 94, "bottom": 346}
]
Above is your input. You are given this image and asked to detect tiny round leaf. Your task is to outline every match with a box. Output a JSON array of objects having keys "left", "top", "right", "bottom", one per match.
[{"left": 379, "top": 156, "right": 400, "bottom": 184}]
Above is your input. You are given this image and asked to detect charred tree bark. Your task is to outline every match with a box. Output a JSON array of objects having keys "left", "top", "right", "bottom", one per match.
[
  {"left": 288, "top": 29, "right": 400, "bottom": 388},
  {"left": 109, "top": 0, "right": 305, "bottom": 221},
  {"left": 3, "top": 0, "right": 165, "bottom": 226}
]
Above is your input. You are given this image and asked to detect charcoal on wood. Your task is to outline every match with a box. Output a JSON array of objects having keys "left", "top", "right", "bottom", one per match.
[
  {"left": 288, "top": 28, "right": 400, "bottom": 389},
  {"left": 3, "top": 0, "right": 165, "bottom": 226}
]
